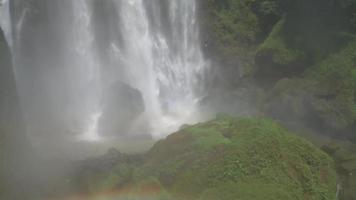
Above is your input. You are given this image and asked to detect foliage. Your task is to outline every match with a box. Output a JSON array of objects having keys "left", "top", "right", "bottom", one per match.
[
  {"left": 322, "top": 141, "right": 356, "bottom": 200},
  {"left": 198, "top": 1, "right": 356, "bottom": 198},
  {"left": 305, "top": 38, "right": 356, "bottom": 128},
  {"left": 256, "top": 18, "right": 306, "bottom": 65},
  {"left": 135, "top": 116, "right": 337, "bottom": 200},
  {"left": 201, "top": 0, "right": 261, "bottom": 75},
  {"left": 202, "top": 0, "right": 356, "bottom": 135},
  {"left": 78, "top": 116, "right": 337, "bottom": 200},
  {"left": 202, "top": 0, "right": 356, "bottom": 81}
]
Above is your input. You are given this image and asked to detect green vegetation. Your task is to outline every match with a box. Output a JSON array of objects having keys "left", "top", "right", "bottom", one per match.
[
  {"left": 201, "top": 0, "right": 261, "bottom": 75},
  {"left": 256, "top": 18, "right": 306, "bottom": 65},
  {"left": 306, "top": 38, "right": 356, "bottom": 129},
  {"left": 201, "top": 0, "right": 356, "bottom": 135},
  {"left": 261, "top": 37, "right": 356, "bottom": 132},
  {"left": 322, "top": 141, "right": 356, "bottom": 200},
  {"left": 80, "top": 116, "right": 337, "bottom": 200},
  {"left": 199, "top": 2, "right": 356, "bottom": 198}
]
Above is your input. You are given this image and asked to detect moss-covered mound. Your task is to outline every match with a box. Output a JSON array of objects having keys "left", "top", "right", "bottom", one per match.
[{"left": 133, "top": 116, "right": 336, "bottom": 200}]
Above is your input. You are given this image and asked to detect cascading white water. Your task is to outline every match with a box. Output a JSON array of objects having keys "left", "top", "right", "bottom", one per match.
[
  {"left": 0, "top": 0, "right": 12, "bottom": 49},
  {"left": 71, "top": 0, "right": 102, "bottom": 141},
  {"left": 9, "top": 0, "right": 209, "bottom": 141},
  {"left": 107, "top": 0, "right": 208, "bottom": 138}
]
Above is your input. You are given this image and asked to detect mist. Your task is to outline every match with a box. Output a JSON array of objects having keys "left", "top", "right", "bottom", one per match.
[{"left": 1, "top": 0, "right": 356, "bottom": 200}]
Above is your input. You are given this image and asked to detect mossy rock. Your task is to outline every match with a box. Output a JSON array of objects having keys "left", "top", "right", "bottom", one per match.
[
  {"left": 264, "top": 74, "right": 356, "bottom": 134},
  {"left": 304, "top": 37, "right": 356, "bottom": 130},
  {"left": 256, "top": 18, "right": 306, "bottom": 66},
  {"left": 136, "top": 116, "right": 337, "bottom": 200},
  {"left": 200, "top": 0, "right": 260, "bottom": 78},
  {"left": 263, "top": 78, "right": 319, "bottom": 128},
  {"left": 254, "top": 18, "right": 307, "bottom": 86}
]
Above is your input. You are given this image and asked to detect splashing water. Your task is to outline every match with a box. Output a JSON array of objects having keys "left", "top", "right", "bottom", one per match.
[{"left": 78, "top": 111, "right": 102, "bottom": 142}]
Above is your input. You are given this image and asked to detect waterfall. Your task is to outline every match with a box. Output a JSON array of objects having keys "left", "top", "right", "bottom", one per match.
[
  {"left": 9, "top": 0, "right": 209, "bottom": 140},
  {"left": 109, "top": 0, "right": 207, "bottom": 137},
  {"left": 71, "top": 0, "right": 102, "bottom": 141},
  {"left": 0, "top": 0, "right": 12, "bottom": 49}
]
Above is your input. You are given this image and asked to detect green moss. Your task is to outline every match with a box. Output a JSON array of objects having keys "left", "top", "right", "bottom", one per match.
[
  {"left": 136, "top": 116, "right": 337, "bottom": 200},
  {"left": 205, "top": 0, "right": 259, "bottom": 46},
  {"left": 307, "top": 39, "right": 356, "bottom": 84},
  {"left": 305, "top": 38, "right": 356, "bottom": 127},
  {"left": 322, "top": 141, "right": 356, "bottom": 200},
  {"left": 262, "top": 37, "right": 356, "bottom": 130},
  {"left": 256, "top": 18, "right": 306, "bottom": 65},
  {"left": 202, "top": 0, "right": 261, "bottom": 75},
  {"left": 77, "top": 116, "right": 337, "bottom": 200}
]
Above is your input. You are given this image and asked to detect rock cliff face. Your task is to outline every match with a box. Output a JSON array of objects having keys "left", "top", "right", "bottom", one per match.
[{"left": 0, "top": 28, "right": 28, "bottom": 199}]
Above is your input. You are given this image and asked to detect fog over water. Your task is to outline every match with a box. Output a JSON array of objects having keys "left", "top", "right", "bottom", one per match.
[{"left": 1, "top": 0, "right": 209, "bottom": 154}]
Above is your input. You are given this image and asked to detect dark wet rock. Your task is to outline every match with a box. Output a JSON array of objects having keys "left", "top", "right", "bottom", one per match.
[{"left": 98, "top": 81, "right": 145, "bottom": 137}]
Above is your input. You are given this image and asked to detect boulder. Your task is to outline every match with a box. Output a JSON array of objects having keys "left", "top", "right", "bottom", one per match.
[
  {"left": 98, "top": 81, "right": 145, "bottom": 137},
  {"left": 254, "top": 19, "right": 307, "bottom": 87}
]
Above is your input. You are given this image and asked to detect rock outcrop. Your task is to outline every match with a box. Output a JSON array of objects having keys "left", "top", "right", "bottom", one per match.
[{"left": 98, "top": 81, "right": 145, "bottom": 137}]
